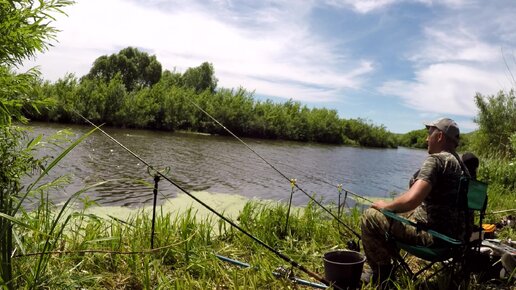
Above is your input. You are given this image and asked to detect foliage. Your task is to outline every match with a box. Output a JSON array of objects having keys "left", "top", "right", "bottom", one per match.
[
  {"left": 477, "top": 157, "right": 516, "bottom": 190},
  {"left": 454, "top": 90, "right": 516, "bottom": 190},
  {"left": 0, "top": 67, "right": 42, "bottom": 125},
  {"left": 397, "top": 128, "right": 427, "bottom": 149},
  {"left": 0, "top": 0, "right": 73, "bottom": 67},
  {"left": 0, "top": 126, "right": 44, "bottom": 287},
  {"left": 85, "top": 47, "right": 162, "bottom": 91},
  {"left": 4, "top": 197, "right": 513, "bottom": 289},
  {"left": 0, "top": 127, "right": 99, "bottom": 289},
  {"left": 181, "top": 62, "right": 218, "bottom": 94},
  {"left": 471, "top": 90, "right": 516, "bottom": 159},
  {"left": 0, "top": 0, "right": 73, "bottom": 126},
  {"left": 0, "top": 0, "right": 74, "bottom": 287},
  {"left": 29, "top": 57, "right": 398, "bottom": 147},
  {"left": 342, "top": 118, "right": 397, "bottom": 148}
]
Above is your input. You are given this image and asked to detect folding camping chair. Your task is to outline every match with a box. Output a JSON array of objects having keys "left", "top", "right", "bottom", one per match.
[{"left": 381, "top": 179, "right": 489, "bottom": 285}]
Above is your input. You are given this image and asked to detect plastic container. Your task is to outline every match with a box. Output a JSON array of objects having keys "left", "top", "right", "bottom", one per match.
[{"left": 323, "top": 250, "right": 366, "bottom": 289}]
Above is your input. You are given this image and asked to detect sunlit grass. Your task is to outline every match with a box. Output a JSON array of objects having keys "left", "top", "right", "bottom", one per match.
[{"left": 6, "top": 188, "right": 515, "bottom": 289}]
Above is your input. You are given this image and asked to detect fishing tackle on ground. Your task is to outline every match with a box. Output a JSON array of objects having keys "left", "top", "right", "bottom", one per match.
[{"left": 215, "top": 254, "right": 327, "bottom": 289}]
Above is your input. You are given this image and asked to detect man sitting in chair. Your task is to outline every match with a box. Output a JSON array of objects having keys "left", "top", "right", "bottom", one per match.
[{"left": 360, "top": 118, "right": 470, "bottom": 285}]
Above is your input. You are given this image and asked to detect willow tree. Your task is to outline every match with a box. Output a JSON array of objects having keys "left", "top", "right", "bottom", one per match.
[
  {"left": 0, "top": 0, "right": 73, "bottom": 287},
  {"left": 182, "top": 62, "right": 218, "bottom": 93},
  {"left": 85, "top": 46, "right": 162, "bottom": 91}
]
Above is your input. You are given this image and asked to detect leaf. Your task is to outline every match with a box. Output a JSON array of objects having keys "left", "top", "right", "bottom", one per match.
[
  {"left": 26, "top": 135, "right": 43, "bottom": 150},
  {"left": 32, "top": 180, "right": 109, "bottom": 285},
  {"left": 0, "top": 213, "right": 49, "bottom": 238},
  {"left": 12, "top": 127, "right": 99, "bottom": 216}
]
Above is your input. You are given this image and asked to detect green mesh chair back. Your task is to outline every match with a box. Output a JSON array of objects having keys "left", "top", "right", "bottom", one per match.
[
  {"left": 468, "top": 180, "right": 488, "bottom": 211},
  {"left": 382, "top": 177, "right": 489, "bottom": 282}
]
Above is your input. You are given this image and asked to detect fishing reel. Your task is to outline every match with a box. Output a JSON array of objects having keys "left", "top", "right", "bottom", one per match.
[
  {"left": 274, "top": 265, "right": 294, "bottom": 280},
  {"left": 147, "top": 166, "right": 171, "bottom": 178},
  {"left": 347, "top": 240, "right": 360, "bottom": 252}
]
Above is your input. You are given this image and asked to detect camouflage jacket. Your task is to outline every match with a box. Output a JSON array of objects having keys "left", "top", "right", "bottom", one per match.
[{"left": 411, "top": 151, "right": 469, "bottom": 241}]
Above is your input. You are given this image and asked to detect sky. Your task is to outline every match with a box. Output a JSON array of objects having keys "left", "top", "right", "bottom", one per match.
[{"left": 21, "top": 0, "right": 516, "bottom": 133}]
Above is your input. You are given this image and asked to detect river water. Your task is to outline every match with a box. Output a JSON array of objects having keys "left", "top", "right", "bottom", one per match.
[{"left": 27, "top": 122, "right": 428, "bottom": 208}]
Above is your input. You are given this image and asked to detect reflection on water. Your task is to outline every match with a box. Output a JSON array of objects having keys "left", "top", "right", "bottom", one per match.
[{"left": 27, "top": 122, "right": 428, "bottom": 208}]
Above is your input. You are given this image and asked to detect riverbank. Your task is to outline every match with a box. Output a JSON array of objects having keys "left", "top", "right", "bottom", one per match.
[
  {"left": 8, "top": 187, "right": 516, "bottom": 289},
  {"left": 84, "top": 191, "right": 253, "bottom": 222}
]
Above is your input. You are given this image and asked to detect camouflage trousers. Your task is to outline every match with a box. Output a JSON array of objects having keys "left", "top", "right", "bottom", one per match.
[{"left": 360, "top": 208, "right": 434, "bottom": 270}]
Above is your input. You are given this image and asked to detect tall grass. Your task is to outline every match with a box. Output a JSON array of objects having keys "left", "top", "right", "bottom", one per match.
[
  {"left": 0, "top": 127, "right": 98, "bottom": 289},
  {"left": 478, "top": 157, "right": 516, "bottom": 190},
  {"left": 4, "top": 195, "right": 513, "bottom": 289}
]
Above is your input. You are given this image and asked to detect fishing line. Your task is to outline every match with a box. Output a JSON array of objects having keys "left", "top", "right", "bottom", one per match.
[
  {"left": 74, "top": 111, "right": 342, "bottom": 290},
  {"left": 188, "top": 101, "right": 363, "bottom": 239},
  {"left": 274, "top": 161, "right": 373, "bottom": 204}
]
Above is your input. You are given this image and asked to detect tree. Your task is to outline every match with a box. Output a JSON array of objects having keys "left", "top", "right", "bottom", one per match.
[
  {"left": 182, "top": 62, "right": 218, "bottom": 93},
  {"left": 86, "top": 47, "right": 162, "bottom": 91},
  {"left": 1, "top": 0, "right": 74, "bottom": 287},
  {"left": 472, "top": 90, "right": 516, "bottom": 158},
  {"left": 397, "top": 129, "right": 427, "bottom": 148},
  {"left": 0, "top": 0, "right": 73, "bottom": 125}
]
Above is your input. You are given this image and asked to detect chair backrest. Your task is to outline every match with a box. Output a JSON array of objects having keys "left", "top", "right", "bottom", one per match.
[
  {"left": 468, "top": 179, "right": 488, "bottom": 212},
  {"left": 467, "top": 179, "right": 488, "bottom": 245}
]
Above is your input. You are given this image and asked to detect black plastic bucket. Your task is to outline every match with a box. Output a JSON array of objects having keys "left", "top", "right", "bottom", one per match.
[{"left": 323, "top": 250, "right": 366, "bottom": 289}]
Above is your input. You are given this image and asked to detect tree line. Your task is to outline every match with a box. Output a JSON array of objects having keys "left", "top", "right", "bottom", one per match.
[{"left": 25, "top": 47, "right": 398, "bottom": 147}]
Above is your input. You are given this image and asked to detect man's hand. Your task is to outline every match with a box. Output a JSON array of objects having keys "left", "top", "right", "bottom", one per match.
[
  {"left": 371, "top": 200, "right": 389, "bottom": 210},
  {"left": 371, "top": 179, "right": 432, "bottom": 213}
]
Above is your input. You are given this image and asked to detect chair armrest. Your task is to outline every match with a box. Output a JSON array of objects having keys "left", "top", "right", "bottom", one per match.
[{"left": 380, "top": 209, "right": 462, "bottom": 246}]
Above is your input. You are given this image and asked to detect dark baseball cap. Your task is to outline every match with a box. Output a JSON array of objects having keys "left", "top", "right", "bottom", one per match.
[{"left": 424, "top": 117, "right": 460, "bottom": 144}]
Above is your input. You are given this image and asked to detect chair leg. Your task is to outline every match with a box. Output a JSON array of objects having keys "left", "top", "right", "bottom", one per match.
[
  {"left": 414, "top": 262, "right": 437, "bottom": 278},
  {"left": 436, "top": 259, "right": 470, "bottom": 289},
  {"left": 454, "top": 260, "right": 471, "bottom": 289},
  {"left": 392, "top": 251, "right": 413, "bottom": 277}
]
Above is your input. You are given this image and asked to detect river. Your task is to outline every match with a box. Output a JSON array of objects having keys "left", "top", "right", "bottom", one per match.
[{"left": 26, "top": 122, "right": 428, "bottom": 208}]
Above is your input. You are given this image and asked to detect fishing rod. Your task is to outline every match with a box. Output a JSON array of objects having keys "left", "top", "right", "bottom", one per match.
[
  {"left": 275, "top": 161, "right": 373, "bottom": 204},
  {"left": 215, "top": 254, "right": 328, "bottom": 289},
  {"left": 483, "top": 208, "right": 516, "bottom": 216},
  {"left": 188, "top": 101, "right": 363, "bottom": 240},
  {"left": 75, "top": 112, "right": 343, "bottom": 290}
]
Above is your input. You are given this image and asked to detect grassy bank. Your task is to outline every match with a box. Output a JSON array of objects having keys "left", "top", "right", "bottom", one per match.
[
  {"left": 7, "top": 187, "right": 515, "bottom": 289},
  {"left": 11, "top": 196, "right": 359, "bottom": 289}
]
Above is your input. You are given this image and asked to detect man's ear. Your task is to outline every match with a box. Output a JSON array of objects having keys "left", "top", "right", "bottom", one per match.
[{"left": 437, "top": 131, "right": 445, "bottom": 142}]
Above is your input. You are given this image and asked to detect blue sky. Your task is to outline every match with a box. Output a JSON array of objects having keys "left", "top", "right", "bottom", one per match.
[{"left": 22, "top": 0, "right": 516, "bottom": 133}]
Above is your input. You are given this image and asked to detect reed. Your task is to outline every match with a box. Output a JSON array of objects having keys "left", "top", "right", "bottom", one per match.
[
  {"left": 4, "top": 192, "right": 514, "bottom": 289},
  {"left": 478, "top": 157, "right": 516, "bottom": 191}
]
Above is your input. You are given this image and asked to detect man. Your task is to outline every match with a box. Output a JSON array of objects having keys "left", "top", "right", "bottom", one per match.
[{"left": 360, "top": 118, "right": 469, "bottom": 285}]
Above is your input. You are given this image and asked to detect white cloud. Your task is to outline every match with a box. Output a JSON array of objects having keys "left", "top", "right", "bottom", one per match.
[
  {"left": 325, "top": 0, "right": 399, "bottom": 13},
  {"left": 410, "top": 27, "right": 500, "bottom": 63},
  {"left": 380, "top": 1, "right": 516, "bottom": 119},
  {"left": 21, "top": 0, "right": 373, "bottom": 103},
  {"left": 380, "top": 63, "right": 506, "bottom": 116},
  {"left": 324, "top": 0, "right": 470, "bottom": 14}
]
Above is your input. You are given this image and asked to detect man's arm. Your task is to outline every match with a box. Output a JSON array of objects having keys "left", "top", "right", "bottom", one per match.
[{"left": 371, "top": 179, "right": 432, "bottom": 213}]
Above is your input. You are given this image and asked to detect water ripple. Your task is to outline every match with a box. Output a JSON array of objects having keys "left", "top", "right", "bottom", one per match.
[{"left": 28, "top": 122, "right": 427, "bottom": 207}]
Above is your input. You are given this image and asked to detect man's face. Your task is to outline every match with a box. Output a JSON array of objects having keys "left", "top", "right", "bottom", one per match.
[{"left": 426, "top": 126, "right": 442, "bottom": 154}]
